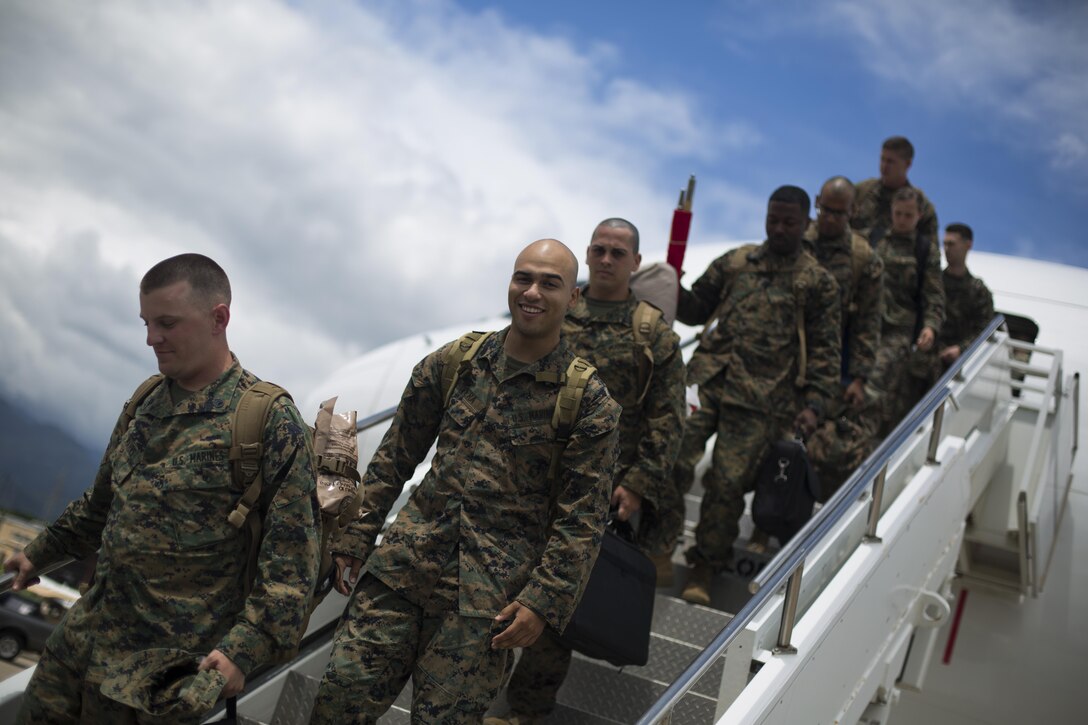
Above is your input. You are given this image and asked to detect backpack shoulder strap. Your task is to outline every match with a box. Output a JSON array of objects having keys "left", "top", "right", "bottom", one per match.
[
  {"left": 632, "top": 301, "right": 663, "bottom": 405},
  {"left": 632, "top": 300, "right": 662, "bottom": 345},
  {"left": 849, "top": 233, "right": 872, "bottom": 293},
  {"left": 791, "top": 251, "right": 825, "bottom": 390},
  {"left": 227, "top": 381, "right": 292, "bottom": 597},
  {"left": 122, "top": 374, "right": 165, "bottom": 429},
  {"left": 546, "top": 357, "right": 596, "bottom": 480},
  {"left": 729, "top": 243, "right": 760, "bottom": 270},
  {"left": 442, "top": 331, "right": 495, "bottom": 406}
]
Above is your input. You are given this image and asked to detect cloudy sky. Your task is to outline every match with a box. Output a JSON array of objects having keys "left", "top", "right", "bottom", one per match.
[{"left": 1, "top": 0, "right": 1085, "bottom": 451}]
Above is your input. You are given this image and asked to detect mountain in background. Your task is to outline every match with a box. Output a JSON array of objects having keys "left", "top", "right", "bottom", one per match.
[{"left": 0, "top": 396, "right": 100, "bottom": 521}]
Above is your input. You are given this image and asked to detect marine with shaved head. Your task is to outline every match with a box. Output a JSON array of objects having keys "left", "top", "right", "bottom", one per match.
[
  {"left": 310, "top": 239, "right": 620, "bottom": 724},
  {"left": 798, "top": 176, "right": 885, "bottom": 501}
]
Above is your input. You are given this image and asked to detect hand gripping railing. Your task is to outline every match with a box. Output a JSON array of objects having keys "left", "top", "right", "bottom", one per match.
[{"left": 635, "top": 314, "right": 1007, "bottom": 724}]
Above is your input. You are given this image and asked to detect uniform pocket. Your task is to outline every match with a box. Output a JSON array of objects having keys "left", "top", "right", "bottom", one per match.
[
  {"left": 159, "top": 456, "right": 238, "bottom": 549},
  {"left": 509, "top": 423, "right": 556, "bottom": 500}
]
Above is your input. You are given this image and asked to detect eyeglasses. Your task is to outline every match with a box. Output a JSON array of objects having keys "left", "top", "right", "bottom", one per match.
[{"left": 818, "top": 205, "right": 850, "bottom": 219}]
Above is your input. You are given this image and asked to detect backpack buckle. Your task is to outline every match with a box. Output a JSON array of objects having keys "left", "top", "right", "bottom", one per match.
[{"left": 232, "top": 442, "right": 262, "bottom": 481}]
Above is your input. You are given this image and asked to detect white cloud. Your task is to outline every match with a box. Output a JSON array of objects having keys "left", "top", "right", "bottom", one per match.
[
  {"left": 825, "top": 0, "right": 1088, "bottom": 174},
  {"left": 0, "top": 0, "right": 745, "bottom": 448}
]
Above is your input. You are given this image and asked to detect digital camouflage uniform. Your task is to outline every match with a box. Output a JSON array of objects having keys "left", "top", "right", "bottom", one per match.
[
  {"left": 667, "top": 243, "right": 841, "bottom": 570},
  {"left": 503, "top": 292, "right": 686, "bottom": 718},
  {"left": 851, "top": 178, "right": 939, "bottom": 243},
  {"left": 939, "top": 268, "right": 995, "bottom": 360},
  {"left": 310, "top": 329, "right": 620, "bottom": 724},
  {"left": 802, "top": 224, "right": 885, "bottom": 500},
  {"left": 18, "top": 358, "right": 319, "bottom": 725},
  {"left": 869, "top": 231, "right": 945, "bottom": 435}
]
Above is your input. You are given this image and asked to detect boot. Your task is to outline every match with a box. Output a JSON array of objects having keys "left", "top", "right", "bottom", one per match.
[
  {"left": 681, "top": 562, "right": 712, "bottom": 606},
  {"left": 650, "top": 551, "right": 675, "bottom": 588}
]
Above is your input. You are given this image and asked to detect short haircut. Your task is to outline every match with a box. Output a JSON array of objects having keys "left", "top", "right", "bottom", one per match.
[
  {"left": 892, "top": 187, "right": 921, "bottom": 207},
  {"left": 141, "top": 253, "right": 231, "bottom": 306},
  {"left": 883, "top": 136, "right": 915, "bottom": 162},
  {"left": 769, "top": 185, "right": 811, "bottom": 217},
  {"left": 820, "top": 175, "right": 855, "bottom": 200},
  {"left": 945, "top": 222, "right": 974, "bottom": 241},
  {"left": 593, "top": 218, "right": 640, "bottom": 254}
]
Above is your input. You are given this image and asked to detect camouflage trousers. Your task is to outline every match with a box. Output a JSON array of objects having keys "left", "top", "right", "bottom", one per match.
[
  {"left": 664, "top": 374, "right": 794, "bottom": 571},
  {"left": 870, "top": 329, "right": 937, "bottom": 437},
  {"left": 502, "top": 628, "right": 572, "bottom": 717},
  {"left": 309, "top": 574, "right": 512, "bottom": 724},
  {"left": 17, "top": 645, "right": 207, "bottom": 725}
]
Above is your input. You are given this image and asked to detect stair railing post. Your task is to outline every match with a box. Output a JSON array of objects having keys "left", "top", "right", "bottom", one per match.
[
  {"left": 926, "top": 399, "right": 946, "bottom": 465},
  {"left": 773, "top": 561, "right": 804, "bottom": 655},
  {"left": 863, "top": 464, "right": 887, "bottom": 544}
]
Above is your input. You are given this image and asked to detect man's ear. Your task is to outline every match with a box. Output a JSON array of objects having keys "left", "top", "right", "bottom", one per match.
[
  {"left": 211, "top": 303, "right": 230, "bottom": 334},
  {"left": 568, "top": 285, "right": 580, "bottom": 310}
]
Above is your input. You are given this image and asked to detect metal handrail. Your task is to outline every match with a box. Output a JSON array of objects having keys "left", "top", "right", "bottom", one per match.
[
  {"left": 635, "top": 314, "right": 1007, "bottom": 724},
  {"left": 356, "top": 406, "right": 397, "bottom": 432}
]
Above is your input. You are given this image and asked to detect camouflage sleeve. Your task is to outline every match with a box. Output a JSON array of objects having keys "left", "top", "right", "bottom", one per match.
[
  {"left": 23, "top": 406, "right": 131, "bottom": 567},
  {"left": 677, "top": 254, "right": 728, "bottom": 326},
  {"left": 848, "top": 251, "right": 884, "bottom": 381},
  {"left": 960, "top": 280, "right": 995, "bottom": 351},
  {"left": 333, "top": 346, "right": 448, "bottom": 562},
  {"left": 516, "top": 377, "right": 620, "bottom": 632},
  {"left": 616, "top": 325, "right": 685, "bottom": 508},
  {"left": 216, "top": 398, "right": 320, "bottom": 673},
  {"left": 802, "top": 270, "right": 842, "bottom": 417},
  {"left": 921, "top": 236, "right": 945, "bottom": 335}
]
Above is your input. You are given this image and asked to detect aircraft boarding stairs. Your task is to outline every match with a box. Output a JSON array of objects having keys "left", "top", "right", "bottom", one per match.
[{"left": 0, "top": 315, "right": 1077, "bottom": 724}]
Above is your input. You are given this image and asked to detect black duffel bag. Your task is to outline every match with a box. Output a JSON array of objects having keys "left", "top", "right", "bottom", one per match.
[
  {"left": 556, "top": 520, "right": 656, "bottom": 667},
  {"left": 751, "top": 437, "right": 820, "bottom": 543}
]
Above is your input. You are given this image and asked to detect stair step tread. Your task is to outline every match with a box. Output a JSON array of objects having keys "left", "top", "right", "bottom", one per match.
[
  {"left": 652, "top": 593, "right": 731, "bottom": 644},
  {"left": 553, "top": 657, "right": 718, "bottom": 724}
]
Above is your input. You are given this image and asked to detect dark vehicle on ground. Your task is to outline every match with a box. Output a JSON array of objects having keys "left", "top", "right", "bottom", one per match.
[{"left": 0, "top": 592, "right": 59, "bottom": 661}]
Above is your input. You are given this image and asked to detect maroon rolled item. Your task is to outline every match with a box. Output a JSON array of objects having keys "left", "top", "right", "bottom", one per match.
[
  {"left": 666, "top": 175, "right": 696, "bottom": 275},
  {"left": 667, "top": 210, "right": 692, "bottom": 273}
]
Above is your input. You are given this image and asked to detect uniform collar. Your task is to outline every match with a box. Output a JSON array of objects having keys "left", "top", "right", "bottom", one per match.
[
  {"left": 568, "top": 289, "right": 637, "bottom": 323},
  {"left": 752, "top": 240, "right": 805, "bottom": 269},
  {"left": 803, "top": 221, "right": 851, "bottom": 253},
  {"left": 144, "top": 355, "right": 246, "bottom": 417},
  {"left": 478, "top": 328, "right": 573, "bottom": 382}
]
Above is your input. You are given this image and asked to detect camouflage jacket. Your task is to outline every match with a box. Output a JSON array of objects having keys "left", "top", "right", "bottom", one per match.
[
  {"left": 561, "top": 292, "right": 686, "bottom": 508},
  {"left": 940, "top": 268, "right": 995, "bottom": 352},
  {"left": 803, "top": 223, "right": 884, "bottom": 382},
  {"left": 24, "top": 358, "right": 319, "bottom": 680},
  {"left": 676, "top": 242, "right": 842, "bottom": 418},
  {"left": 851, "top": 178, "right": 939, "bottom": 243},
  {"left": 336, "top": 329, "right": 620, "bottom": 633},
  {"left": 874, "top": 230, "right": 945, "bottom": 337}
]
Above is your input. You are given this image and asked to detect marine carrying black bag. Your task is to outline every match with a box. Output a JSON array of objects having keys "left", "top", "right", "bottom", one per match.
[
  {"left": 751, "top": 437, "right": 820, "bottom": 543},
  {"left": 556, "top": 521, "right": 656, "bottom": 667}
]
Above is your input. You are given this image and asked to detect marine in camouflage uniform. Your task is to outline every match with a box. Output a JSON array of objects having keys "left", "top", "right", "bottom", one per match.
[
  {"left": 9, "top": 255, "right": 319, "bottom": 725},
  {"left": 869, "top": 189, "right": 945, "bottom": 436},
  {"left": 803, "top": 177, "right": 885, "bottom": 501},
  {"left": 668, "top": 187, "right": 841, "bottom": 603},
  {"left": 851, "top": 136, "right": 939, "bottom": 243},
  {"left": 310, "top": 240, "right": 620, "bottom": 724},
  {"left": 498, "top": 219, "right": 685, "bottom": 723},
  {"left": 938, "top": 222, "right": 995, "bottom": 371}
]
